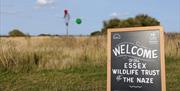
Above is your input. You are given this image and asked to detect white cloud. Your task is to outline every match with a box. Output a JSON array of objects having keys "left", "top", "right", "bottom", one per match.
[
  {"left": 37, "top": 0, "right": 55, "bottom": 6},
  {"left": 110, "top": 12, "right": 130, "bottom": 18},
  {"left": 111, "top": 12, "right": 118, "bottom": 17}
]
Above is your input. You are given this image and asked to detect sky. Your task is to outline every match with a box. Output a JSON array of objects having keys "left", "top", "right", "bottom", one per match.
[{"left": 0, "top": 0, "right": 180, "bottom": 35}]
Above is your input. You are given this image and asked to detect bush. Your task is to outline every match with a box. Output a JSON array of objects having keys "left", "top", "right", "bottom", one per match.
[
  {"left": 9, "top": 29, "right": 26, "bottom": 37},
  {"left": 38, "top": 34, "right": 52, "bottom": 36},
  {"left": 90, "top": 31, "right": 101, "bottom": 36}
]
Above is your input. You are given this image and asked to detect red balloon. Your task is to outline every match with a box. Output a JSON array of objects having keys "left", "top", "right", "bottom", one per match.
[{"left": 64, "top": 9, "right": 68, "bottom": 15}]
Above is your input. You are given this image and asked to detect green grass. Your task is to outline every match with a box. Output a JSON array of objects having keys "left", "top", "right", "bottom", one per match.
[
  {"left": 166, "top": 56, "right": 180, "bottom": 91},
  {"left": 0, "top": 65, "right": 107, "bottom": 91},
  {"left": 0, "top": 56, "right": 180, "bottom": 91}
]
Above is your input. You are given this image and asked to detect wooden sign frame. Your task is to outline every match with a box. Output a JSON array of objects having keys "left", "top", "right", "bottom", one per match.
[{"left": 107, "top": 26, "right": 166, "bottom": 91}]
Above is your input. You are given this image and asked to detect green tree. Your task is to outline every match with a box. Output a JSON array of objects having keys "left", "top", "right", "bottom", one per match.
[
  {"left": 135, "top": 14, "right": 160, "bottom": 26},
  {"left": 9, "top": 29, "right": 26, "bottom": 37},
  {"left": 100, "top": 14, "right": 160, "bottom": 34}
]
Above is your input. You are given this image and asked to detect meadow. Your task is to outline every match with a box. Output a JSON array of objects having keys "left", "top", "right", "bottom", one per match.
[{"left": 0, "top": 33, "right": 180, "bottom": 91}]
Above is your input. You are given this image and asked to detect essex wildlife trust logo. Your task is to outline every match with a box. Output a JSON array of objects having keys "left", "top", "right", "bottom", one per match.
[{"left": 149, "top": 32, "right": 158, "bottom": 44}]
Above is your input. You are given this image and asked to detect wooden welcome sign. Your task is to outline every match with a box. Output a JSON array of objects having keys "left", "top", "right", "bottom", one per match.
[{"left": 107, "top": 26, "right": 166, "bottom": 91}]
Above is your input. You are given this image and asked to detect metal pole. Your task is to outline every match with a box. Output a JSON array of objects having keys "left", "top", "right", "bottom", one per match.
[
  {"left": 67, "top": 25, "right": 68, "bottom": 37},
  {"left": 66, "top": 23, "right": 69, "bottom": 37},
  {"left": 64, "top": 12, "right": 70, "bottom": 37}
]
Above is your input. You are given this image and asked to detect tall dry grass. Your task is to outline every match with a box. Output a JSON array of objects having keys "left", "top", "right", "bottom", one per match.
[
  {"left": 164, "top": 33, "right": 180, "bottom": 56},
  {"left": 0, "top": 33, "right": 179, "bottom": 72},
  {"left": 0, "top": 36, "right": 107, "bottom": 72}
]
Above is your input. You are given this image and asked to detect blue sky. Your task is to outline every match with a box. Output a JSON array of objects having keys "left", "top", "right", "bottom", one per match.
[{"left": 0, "top": 0, "right": 180, "bottom": 35}]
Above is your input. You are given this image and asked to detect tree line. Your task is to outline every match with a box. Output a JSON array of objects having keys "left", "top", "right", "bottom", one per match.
[{"left": 6, "top": 14, "right": 160, "bottom": 37}]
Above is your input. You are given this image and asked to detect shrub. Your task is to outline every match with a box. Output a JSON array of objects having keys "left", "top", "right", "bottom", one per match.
[
  {"left": 90, "top": 31, "right": 101, "bottom": 36},
  {"left": 9, "top": 29, "right": 26, "bottom": 37}
]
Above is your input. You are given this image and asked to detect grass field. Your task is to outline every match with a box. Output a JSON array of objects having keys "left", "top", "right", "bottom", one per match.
[{"left": 0, "top": 33, "right": 180, "bottom": 91}]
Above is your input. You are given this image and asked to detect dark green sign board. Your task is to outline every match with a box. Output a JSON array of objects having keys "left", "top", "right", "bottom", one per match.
[{"left": 107, "top": 26, "right": 166, "bottom": 91}]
